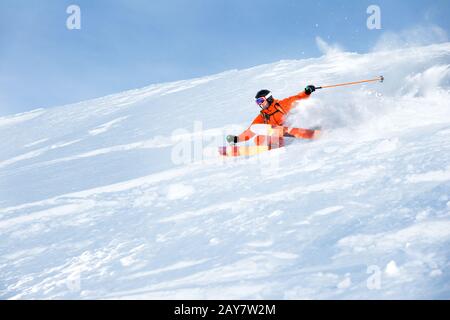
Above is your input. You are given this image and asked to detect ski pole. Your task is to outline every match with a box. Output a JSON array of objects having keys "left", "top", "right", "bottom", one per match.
[{"left": 316, "top": 76, "right": 384, "bottom": 90}]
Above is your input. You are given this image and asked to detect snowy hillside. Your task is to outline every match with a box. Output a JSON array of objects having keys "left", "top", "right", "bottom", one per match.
[{"left": 1, "top": 43, "right": 450, "bottom": 299}]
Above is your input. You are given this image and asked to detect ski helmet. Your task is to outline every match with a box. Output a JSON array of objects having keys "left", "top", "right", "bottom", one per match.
[{"left": 255, "top": 89, "right": 274, "bottom": 105}]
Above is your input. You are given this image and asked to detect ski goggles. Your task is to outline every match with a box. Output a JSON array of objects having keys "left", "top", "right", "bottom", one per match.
[{"left": 255, "top": 92, "right": 272, "bottom": 106}]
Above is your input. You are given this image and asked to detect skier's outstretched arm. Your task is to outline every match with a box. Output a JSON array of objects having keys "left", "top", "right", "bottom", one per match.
[
  {"left": 226, "top": 114, "right": 264, "bottom": 144},
  {"left": 279, "top": 85, "right": 316, "bottom": 113},
  {"left": 237, "top": 114, "right": 265, "bottom": 142}
]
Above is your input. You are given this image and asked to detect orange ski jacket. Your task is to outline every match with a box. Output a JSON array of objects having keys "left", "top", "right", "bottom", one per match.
[{"left": 238, "top": 91, "right": 310, "bottom": 142}]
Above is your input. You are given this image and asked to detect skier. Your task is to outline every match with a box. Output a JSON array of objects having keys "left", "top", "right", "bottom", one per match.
[{"left": 226, "top": 86, "right": 321, "bottom": 147}]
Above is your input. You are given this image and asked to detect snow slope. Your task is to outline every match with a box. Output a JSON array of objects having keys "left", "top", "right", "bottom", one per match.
[{"left": 1, "top": 43, "right": 450, "bottom": 299}]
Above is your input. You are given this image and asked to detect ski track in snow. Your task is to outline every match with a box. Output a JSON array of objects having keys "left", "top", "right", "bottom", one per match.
[{"left": 1, "top": 43, "right": 450, "bottom": 299}]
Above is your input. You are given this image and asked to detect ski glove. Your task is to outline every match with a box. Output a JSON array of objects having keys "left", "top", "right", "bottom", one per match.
[
  {"left": 226, "top": 135, "right": 239, "bottom": 144},
  {"left": 305, "top": 85, "right": 316, "bottom": 95}
]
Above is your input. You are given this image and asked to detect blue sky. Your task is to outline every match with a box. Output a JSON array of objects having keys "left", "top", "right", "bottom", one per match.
[{"left": 0, "top": 0, "right": 449, "bottom": 116}]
